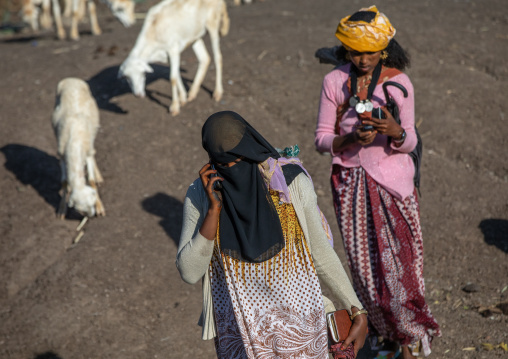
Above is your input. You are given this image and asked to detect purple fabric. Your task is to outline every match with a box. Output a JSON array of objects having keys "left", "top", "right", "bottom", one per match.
[{"left": 261, "top": 157, "right": 312, "bottom": 204}]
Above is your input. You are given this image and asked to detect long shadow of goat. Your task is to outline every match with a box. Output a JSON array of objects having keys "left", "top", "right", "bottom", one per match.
[
  {"left": 86, "top": 63, "right": 210, "bottom": 115},
  {"left": 1, "top": 144, "right": 61, "bottom": 210}
]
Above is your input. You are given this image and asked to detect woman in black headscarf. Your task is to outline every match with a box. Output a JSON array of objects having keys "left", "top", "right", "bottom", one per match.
[{"left": 176, "top": 111, "right": 368, "bottom": 358}]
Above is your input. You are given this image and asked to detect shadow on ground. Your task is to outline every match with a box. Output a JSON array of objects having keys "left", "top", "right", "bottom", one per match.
[
  {"left": 479, "top": 218, "right": 508, "bottom": 253},
  {"left": 87, "top": 63, "right": 211, "bottom": 115},
  {"left": 1, "top": 144, "right": 61, "bottom": 210},
  {"left": 141, "top": 192, "right": 183, "bottom": 247},
  {"left": 33, "top": 352, "right": 63, "bottom": 359}
]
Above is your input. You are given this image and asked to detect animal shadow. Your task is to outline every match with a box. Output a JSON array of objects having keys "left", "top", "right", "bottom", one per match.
[
  {"left": 87, "top": 63, "right": 208, "bottom": 114},
  {"left": 479, "top": 219, "right": 508, "bottom": 253},
  {"left": 33, "top": 352, "right": 63, "bottom": 359},
  {"left": 1, "top": 144, "right": 61, "bottom": 210},
  {"left": 141, "top": 192, "right": 183, "bottom": 247}
]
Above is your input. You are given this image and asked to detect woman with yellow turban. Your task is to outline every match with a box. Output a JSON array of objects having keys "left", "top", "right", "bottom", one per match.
[{"left": 315, "top": 6, "right": 441, "bottom": 359}]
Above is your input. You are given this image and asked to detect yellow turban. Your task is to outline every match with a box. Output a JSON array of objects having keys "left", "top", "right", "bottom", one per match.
[{"left": 335, "top": 5, "right": 396, "bottom": 53}]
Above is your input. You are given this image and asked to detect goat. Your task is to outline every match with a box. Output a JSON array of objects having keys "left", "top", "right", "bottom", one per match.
[
  {"left": 21, "top": 0, "right": 135, "bottom": 40},
  {"left": 118, "top": 0, "right": 230, "bottom": 116},
  {"left": 67, "top": 0, "right": 136, "bottom": 40},
  {"left": 21, "top": 0, "right": 65, "bottom": 38},
  {"left": 51, "top": 78, "right": 105, "bottom": 219}
]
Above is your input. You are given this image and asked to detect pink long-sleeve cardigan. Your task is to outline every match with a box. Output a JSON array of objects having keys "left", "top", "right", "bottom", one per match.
[{"left": 315, "top": 63, "right": 417, "bottom": 201}]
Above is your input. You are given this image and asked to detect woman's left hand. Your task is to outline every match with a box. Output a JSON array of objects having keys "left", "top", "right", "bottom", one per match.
[
  {"left": 341, "top": 308, "right": 368, "bottom": 358},
  {"left": 361, "top": 107, "right": 403, "bottom": 139}
]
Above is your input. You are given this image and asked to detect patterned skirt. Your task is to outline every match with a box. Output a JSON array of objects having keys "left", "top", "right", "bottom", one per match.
[
  {"left": 210, "top": 191, "right": 328, "bottom": 359},
  {"left": 330, "top": 165, "right": 440, "bottom": 356}
]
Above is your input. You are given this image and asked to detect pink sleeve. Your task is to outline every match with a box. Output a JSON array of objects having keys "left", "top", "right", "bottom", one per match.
[
  {"left": 315, "top": 71, "right": 344, "bottom": 154},
  {"left": 388, "top": 74, "right": 417, "bottom": 153}
]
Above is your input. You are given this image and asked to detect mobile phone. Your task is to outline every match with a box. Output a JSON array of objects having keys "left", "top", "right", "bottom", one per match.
[
  {"left": 210, "top": 164, "right": 223, "bottom": 191},
  {"left": 372, "top": 107, "right": 386, "bottom": 119},
  {"left": 361, "top": 125, "right": 374, "bottom": 131}
]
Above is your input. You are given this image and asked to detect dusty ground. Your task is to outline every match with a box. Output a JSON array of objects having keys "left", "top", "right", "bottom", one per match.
[{"left": 0, "top": 0, "right": 507, "bottom": 358}]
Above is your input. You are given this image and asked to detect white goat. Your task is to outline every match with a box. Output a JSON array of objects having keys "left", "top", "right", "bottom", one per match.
[
  {"left": 52, "top": 78, "right": 105, "bottom": 219},
  {"left": 118, "top": 0, "right": 230, "bottom": 116},
  {"left": 21, "top": 0, "right": 135, "bottom": 40}
]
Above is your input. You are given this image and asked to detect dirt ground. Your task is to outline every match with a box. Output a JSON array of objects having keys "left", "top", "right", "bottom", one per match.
[{"left": 0, "top": 0, "right": 507, "bottom": 358}]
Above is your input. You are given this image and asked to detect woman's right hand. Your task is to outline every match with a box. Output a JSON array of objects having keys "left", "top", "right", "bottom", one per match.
[
  {"left": 332, "top": 129, "right": 377, "bottom": 153},
  {"left": 354, "top": 127, "right": 377, "bottom": 146},
  {"left": 199, "top": 163, "right": 223, "bottom": 212},
  {"left": 198, "top": 163, "right": 224, "bottom": 241}
]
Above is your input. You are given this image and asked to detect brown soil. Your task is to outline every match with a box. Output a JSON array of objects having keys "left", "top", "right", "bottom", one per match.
[{"left": 0, "top": 0, "right": 507, "bottom": 358}]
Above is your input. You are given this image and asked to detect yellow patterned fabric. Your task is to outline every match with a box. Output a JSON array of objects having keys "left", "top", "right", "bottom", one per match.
[{"left": 335, "top": 5, "right": 396, "bottom": 53}]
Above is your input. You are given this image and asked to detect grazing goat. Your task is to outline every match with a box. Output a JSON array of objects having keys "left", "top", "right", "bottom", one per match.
[
  {"left": 52, "top": 78, "right": 105, "bottom": 218},
  {"left": 118, "top": 0, "right": 230, "bottom": 116},
  {"left": 21, "top": 0, "right": 135, "bottom": 40},
  {"left": 67, "top": 0, "right": 136, "bottom": 40},
  {"left": 21, "top": 0, "right": 65, "bottom": 38}
]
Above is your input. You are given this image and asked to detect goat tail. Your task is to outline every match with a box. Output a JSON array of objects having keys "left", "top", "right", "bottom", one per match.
[{"left": 220, "top": 1, "right": 230, "bottom": 37}]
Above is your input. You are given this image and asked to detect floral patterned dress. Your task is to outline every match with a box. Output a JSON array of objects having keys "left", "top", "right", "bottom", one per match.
[{"left": 210, "top": 191, "right": 328, "bottom": 359}]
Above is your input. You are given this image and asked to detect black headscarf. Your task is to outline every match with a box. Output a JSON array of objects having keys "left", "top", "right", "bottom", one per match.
[{"left": 202, "top": 111, "right": 284, "bottom": 263}]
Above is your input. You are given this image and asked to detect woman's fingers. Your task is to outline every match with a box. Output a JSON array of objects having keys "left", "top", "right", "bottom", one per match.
[
  {"left": 342, "top": 318, "right": 368, "bottom": 357},
  {"left": 199, "top": 163, "right": 220, "bottom": 192},
  {"left": 199, "top": 163, "right": 211, "bottom": 175},
  {"left": 381, "top": 107, "right": 394, "bottom": 121}
]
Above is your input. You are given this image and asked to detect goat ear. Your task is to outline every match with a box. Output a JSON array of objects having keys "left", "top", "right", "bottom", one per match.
[{"left": 144, "top": 63, "right": 154, "bottom": 73}]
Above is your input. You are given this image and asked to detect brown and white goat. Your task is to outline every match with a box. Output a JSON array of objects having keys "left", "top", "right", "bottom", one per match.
[{"left": 21, "top": 0, "right": 135, "bottom": 40}]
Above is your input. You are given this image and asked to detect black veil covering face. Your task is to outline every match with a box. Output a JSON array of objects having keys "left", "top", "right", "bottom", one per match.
[{"left": 202, "top": 111, "right": 284, "bottom": 263}]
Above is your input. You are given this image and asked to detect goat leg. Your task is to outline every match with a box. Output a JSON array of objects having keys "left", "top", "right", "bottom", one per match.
[
  {"left": 91, "top": 156, "right": 104, "bottom": 184},
  {"left": 188, "top": 39, "right": 211, "bottom": 102},
  {"left": 51, "top": 0, "right": 66, "bottom": 39},
  {"left": 208, "top": 23, "right": 223, "bottom": 102},
  {"left": 168, "top": 48, "right": 184, "bottom": 115},
  {"left": 87, "top": 0, "right": 102, "bottom": 36},
  {"left": 57, "top": 181, "right": 69, "bottom": 219}
]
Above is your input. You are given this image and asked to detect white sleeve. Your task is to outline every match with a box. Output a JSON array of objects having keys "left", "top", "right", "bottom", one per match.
[
  {"left": 296, "top": 174, "right": 363, "bottom": 313},
  {"left": 175, "top": 180, "right": 215, "bottom": 284}
]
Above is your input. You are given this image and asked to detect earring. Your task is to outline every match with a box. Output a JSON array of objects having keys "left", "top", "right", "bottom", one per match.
[{"left": 380, "top": 50, "right": 388, "bottom": 60}]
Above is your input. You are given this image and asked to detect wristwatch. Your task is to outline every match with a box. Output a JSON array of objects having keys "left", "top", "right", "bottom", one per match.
[{"left": 393, "top": 129, "right": 406, "bottom": 144}]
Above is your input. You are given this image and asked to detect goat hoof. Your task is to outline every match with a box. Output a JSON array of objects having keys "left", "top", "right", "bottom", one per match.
[
  {"left": 187, "top": 90, "right": 198, "bottom": 102},
  {"left": 169, "top": 103, "right": 180, "bottom": 116},
  {"left": 213, "top": 91, "right": 223, "bottom": 102}
]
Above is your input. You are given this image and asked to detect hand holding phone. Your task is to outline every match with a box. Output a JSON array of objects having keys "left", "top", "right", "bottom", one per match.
[{"left": 210, "top": 164, "right": 223, "bottom": 191}]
